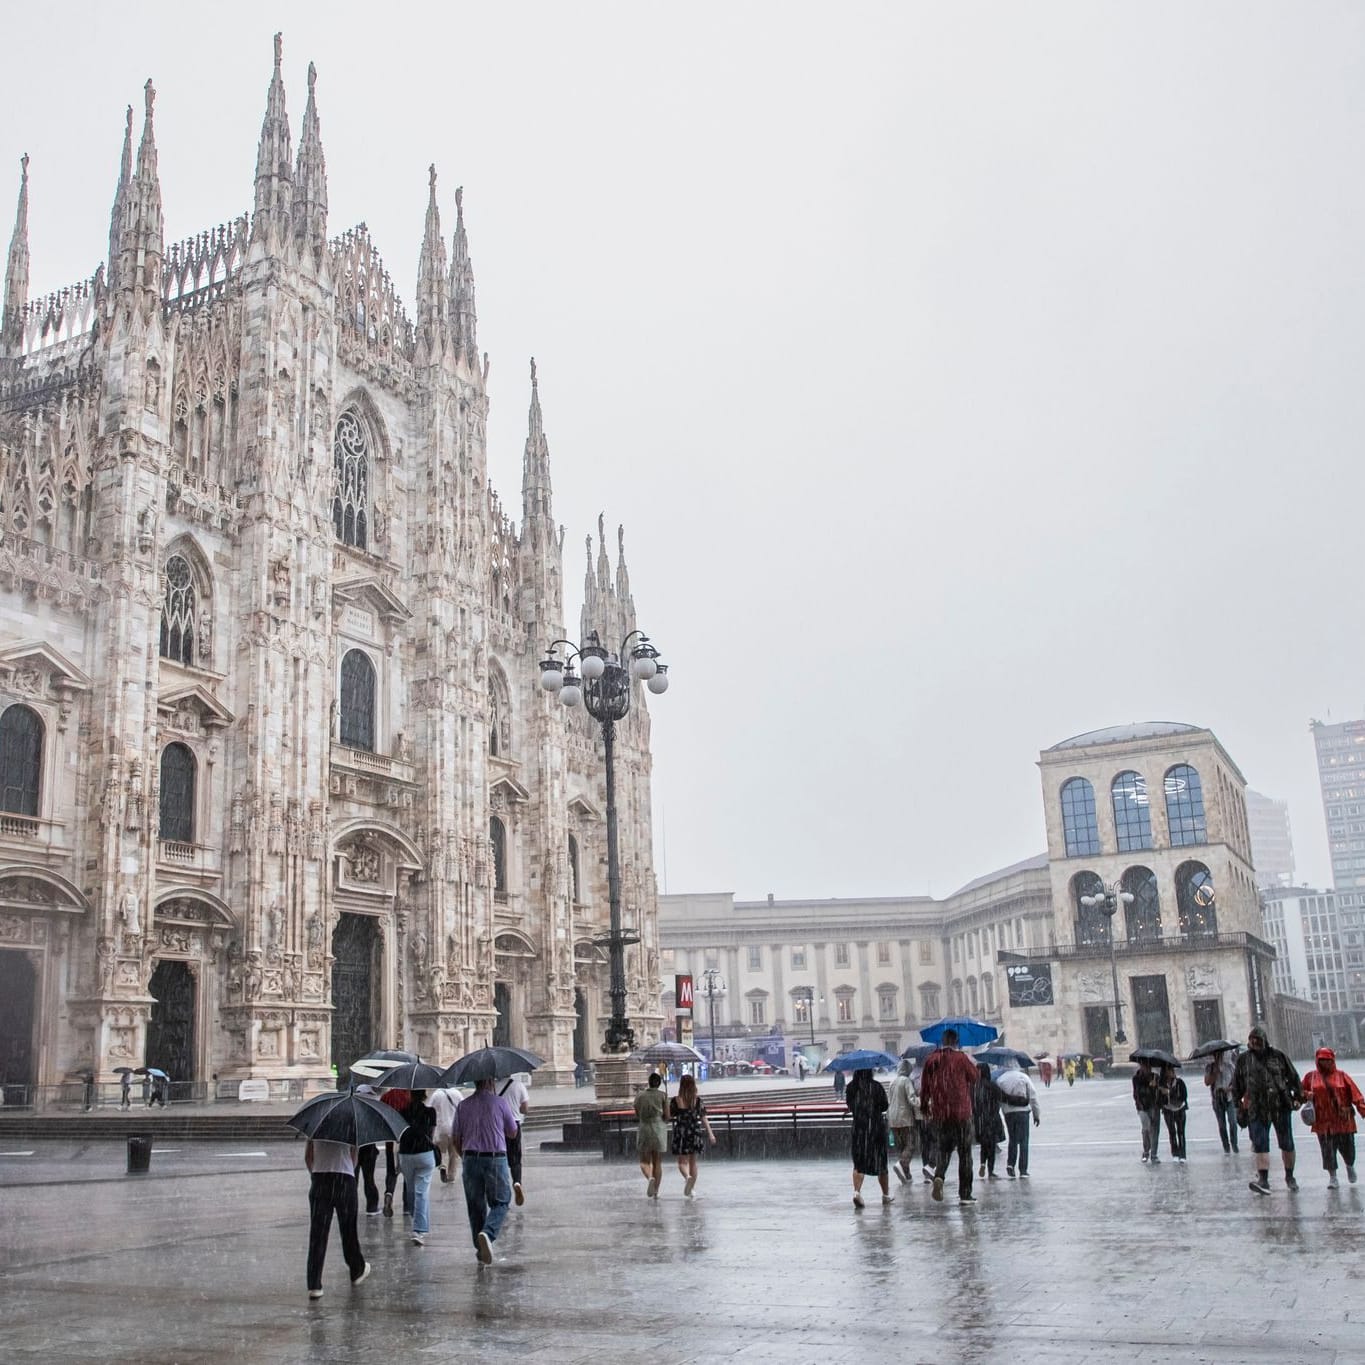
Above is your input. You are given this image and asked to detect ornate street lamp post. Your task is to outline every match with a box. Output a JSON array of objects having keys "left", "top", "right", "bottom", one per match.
[
  {"left": 541, "top": 629, "right": 669, "bottom": 1054},
  {"left": 1080, "top": 882, "right": 1135, "bottom": 1047},
  {"left": 798, "top": 985, "right": 817, "bottom": 1047},
  {"left": 702, "top": 967, "right": 720, "bottom": 1071}
]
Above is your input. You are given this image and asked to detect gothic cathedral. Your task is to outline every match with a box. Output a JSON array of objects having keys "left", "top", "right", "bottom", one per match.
[{"left": 0, "top": 38, "right": 663, "bottom": 1095}]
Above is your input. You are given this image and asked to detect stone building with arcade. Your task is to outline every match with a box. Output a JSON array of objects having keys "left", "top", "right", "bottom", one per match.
[{"left": 0, "top": 39, "right": 662, "bottom": 1098}]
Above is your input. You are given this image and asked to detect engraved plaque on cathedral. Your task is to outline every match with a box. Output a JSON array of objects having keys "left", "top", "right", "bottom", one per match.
[{"left": 343, "top": 606, "right": 377, "bottom": 639}]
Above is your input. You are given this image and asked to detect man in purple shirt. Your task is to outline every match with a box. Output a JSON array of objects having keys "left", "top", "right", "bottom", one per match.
[{"left": 450, "top": 1077, "right": 520, "bottom": 1263}]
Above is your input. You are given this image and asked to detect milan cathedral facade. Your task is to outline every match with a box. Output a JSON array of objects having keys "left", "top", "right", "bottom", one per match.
[{"left": 0, "top": 38, "right": 663, "bottom": 1096}]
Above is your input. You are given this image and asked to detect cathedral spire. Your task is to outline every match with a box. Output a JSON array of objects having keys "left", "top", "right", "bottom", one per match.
[
  {"left": 449, "top": 186, "right": 478, "bottom": 368},
  {"left": 1, "top": 155, "right": 30, "bottom": 357},
  {"left": 111, "top": 82, "right": 163, "bottom": 310},
  {"left": 291, "top": 60, "right": 327, "bottom": 262},
  {"left": 106, "top": 105, "right": 133, "bottom": 284},
  {"left": 615, "top": 523, "right": 633, "bottom": 608},
  {"left": 415, "top": 165, "right": 449, "bottom": 361},
  {"left": 521, "top": 358, "right": 553, "bottom": 526},
  {"left": 252, "top": 32, "right": 292, "bottom": 250}
]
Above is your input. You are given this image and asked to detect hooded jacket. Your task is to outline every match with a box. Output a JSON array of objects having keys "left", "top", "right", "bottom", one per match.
[
  {"left": 1301, "top": 1049, "right": 1365, "bottom": 1137},
  {"left": 1233, "top": 1033, "right": 1302, "bottom": 1122}
]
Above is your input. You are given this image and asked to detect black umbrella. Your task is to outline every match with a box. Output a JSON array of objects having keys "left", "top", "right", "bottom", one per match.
[
  {"left": 1188, "top": 1039, "right": 1239, "bottom": 1060},
  {"left": 900, "top": 1043, "right": 939, "bottom": 1062},
  {"left": 1130, "top": 1047, "right": 1181, "bottom": 1068},
  {"left": 438, "top": 1046, "right": 544, "bottom": 1086},
  {"left": 288, "top": 1090, "right": 410, "bottom": 1147},
  {"left": 373, "top": 1062, "right": 450, "bottom": 1091},
  {"left": 112, "top": 1066, "right": 136, "bottom": 1075},
  {"left": 630, "top": 1042, "right": 705, "bottom": 1066},
  {"left": 348, "top": 1049, "right": 420, "bottom": 1080},
  {"left": 974, "top": 1047, "right": 1035, "bottom": 1071}
]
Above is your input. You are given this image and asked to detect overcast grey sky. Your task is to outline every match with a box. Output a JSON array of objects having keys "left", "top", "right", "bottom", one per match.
[{"left": 5, "top": 3, "right": 1361, "bottom": 898}]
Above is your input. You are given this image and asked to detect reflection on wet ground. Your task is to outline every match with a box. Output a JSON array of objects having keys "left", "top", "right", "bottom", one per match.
[{"left": 1, "top": 1077, "right": 1359, "bottom": 1363}]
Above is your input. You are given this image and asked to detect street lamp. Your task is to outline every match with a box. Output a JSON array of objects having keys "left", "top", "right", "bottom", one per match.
[
  {"left": 1080, "top": 882, "right": 1135, "bottom": 1046},
  {"left": 702, "top": 967, "right": 720, "bottom": 1070},
  {"left": 541, "top": 629, "right": 670, "bottom": 1054},
  {"left": 797, "top": 985, "right": 818, "bottom": 1047}
]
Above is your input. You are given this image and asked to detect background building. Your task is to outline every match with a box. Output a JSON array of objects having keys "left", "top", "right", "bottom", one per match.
[
  {"left": 0, "top": 47, "right": 662, "bottom": 1097},
  {"left": 1311, "top": 717, "right": 1365, "bottom": 1013},
  {"left": 1260, "top": 887, "right": 1355, "bottom": 1051},
  {"left": 1246, "top": 789, "right": 1296, "bottom": 889}
]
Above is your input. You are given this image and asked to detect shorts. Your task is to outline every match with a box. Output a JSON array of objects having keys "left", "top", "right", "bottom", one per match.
[{"left": 1248, "top": 1111, "right": 1295, "bottom": 1155}]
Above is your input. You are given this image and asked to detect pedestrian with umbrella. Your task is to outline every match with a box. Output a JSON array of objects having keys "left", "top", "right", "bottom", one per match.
[
  {"left": 441, "top": 1047, "right": 540, "bottom": 1263},
  {"left": 115, "top": 1066, "right": 133, "bottom": 1110},
  {"left": 1300, "top": 1047, "right": 1365, "bottom": 1188},
  {"left": 887, "top": 1059, "right": 919, "bottom": 1184},
  {"left": 997, "top": 1066, "right": 1041, "bottom": 1178},
  {"left": 377, "top": 1064, "right": 448, "bottom": 1247},
  {"left": 1160, "top": 1063, "right": 1189, "bottom": 1162},
  {"left": 670, "top": 1073, "right": 716, "bottom": 1197},
  {"left": 1234, "top": 1025, "right": 1303, "bottom": 1196},
  {"left": 920, "top": 1028, "right": 983, "bottom": 1204},
  {"left": 844, "top": 1065, "right": 892, "bottom": 1208},
  {"left": 1192, "top": 1040, "right": 1240, "bottom": 1154},
  {"left": 1130, "top": 1051, "right": 1167, "bottom": 1164},
  {"left": 972, "top": 1060, "right": 1005, "bottom": 1181},
  {"left": 288, "top": 1090, "right": 405, "bottom": 1299}
]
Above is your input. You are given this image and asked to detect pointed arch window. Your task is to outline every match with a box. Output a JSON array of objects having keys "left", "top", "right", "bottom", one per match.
[
  {"left": 490, "top": 817, "right": 508, "bottom": 899},
  {"left": 159, "top": 742, "right": 196, "bottom": 843},
  {"left": 333, "top": 409, "right": 370, "bottom": 550},
  {"left": 1165, "top": 765, "right": 1207, "bottom": 847},
  {"left": 1111, "top": 771, "right": 1153, "bottom": 852},
  {"left": 0, "top": 704, "right": 42, "bottom": 816},
  {"left": 1061, "top": 777, "right": 1101, "bottom": 857},
  {"left": 160, "top": 554, "right": 197, "bottom": 665},
  {"left": 339, "top": 649, "right": 376, "bottom": 752},
  {"left": 1122, "top": 865, "right": 1161, "bottom": 942}
]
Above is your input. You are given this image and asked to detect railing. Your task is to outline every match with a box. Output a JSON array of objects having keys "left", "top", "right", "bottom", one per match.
[
  {"left": 156, "top": 839, "right": 219, "bottom": 874},
  {"left": 0, "top": 813, "right": 44, "bottom": 840},
  {"left": 999, "top": 929, "right": 1276, "bottom": 965}
]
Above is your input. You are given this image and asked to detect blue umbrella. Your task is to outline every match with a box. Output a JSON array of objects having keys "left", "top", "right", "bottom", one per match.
[
  {"left": 973, "top": 1047, "right": 1033, "bottom": 1070},
  {"left": 824, "top": 1049, "right": 898, "bottom": 1073},
  {"left": 900, "top": 1043, "right": 939, "bottom": 1062},
  {"left": 919, "top": 1017, "right": 999, "bottom": 1047}
]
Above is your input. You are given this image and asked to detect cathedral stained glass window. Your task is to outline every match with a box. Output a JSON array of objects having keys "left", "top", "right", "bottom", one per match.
[
  {"left": 159, "top": 742, "right": 196, "bottom": 843},
  {"left": 160, "top": 554, "right": 196, "bottom": 665},
  {"left": 0, "top": 704, "right": 43, "bottom": 817},
  {"left": 333, "top": 410, "right": 370, "bottom": 550},
  {"left": 339, "top": 649, "right": 376, "bottom": 752}
]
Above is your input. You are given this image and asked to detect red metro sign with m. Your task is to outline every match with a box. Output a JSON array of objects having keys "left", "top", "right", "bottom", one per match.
[{"left": 675, "top": 974, "right": 694, "bottom": 1013}]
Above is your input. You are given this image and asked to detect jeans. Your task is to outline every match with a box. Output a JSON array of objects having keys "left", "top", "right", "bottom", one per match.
[
  {"left": 1212, "top": 1093, "right": 1239, "bottom": 1152},
  {"left": 1139, "top": 1107, "right": 1162, "bottom": 1159},
  {"left": 1163, "top": 1109, "right": 1187, "bottom": 1159},
  {"left": 306, "top": 1172, "right": 366, "bottom": 1291},
  {"left": 1248, "top": 1111, "right": 1295, "bottom": 1155},
  {"left": 1318, "top": 1132, "right": 1356, "bottom": 1172},
  {"left": 506, "top": 1127, "right": 523, "bottom": 1187},
  {"left": 461, "top": 1153, "right": 513, "bottom": 1249},
  {"left": 932, "top": 1119, "right": 974, "bottom": 1198},
  {"left": 1004, "top": 1109, "right": 1031, "bottom": 1174},
  {"left": 398, "top": 1151, "right": 437, "bottom": 1234}
]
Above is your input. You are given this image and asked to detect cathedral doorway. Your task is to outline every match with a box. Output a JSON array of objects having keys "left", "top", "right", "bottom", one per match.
[
  {"left": 492, "top": 981, "right": 512, "bottom": 1048},
  {"left": 0, "top": 950, "right": 36, "bottom": 1101},
  {"left": 146, "top": 960, "right": 197, "bottom": 1084},
  {"left": 332, "top": 913, "right": 381, "bottom": 1078},
  {"left": 573, "top": 988, "right": 590, "bottom": 1065}
]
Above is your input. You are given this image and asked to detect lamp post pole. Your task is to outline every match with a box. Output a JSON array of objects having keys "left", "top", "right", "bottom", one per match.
[
  {"left": 802, "top": 985, "right": 816, "bottom": 1047},
  {"left": 1081, "top": 883, "right": 1135, "bottom": 1047},
  {"left": 541, "top": 630, "right": 669, "bottom": 1054},
  {"left": 703, "top": 967, "right": 720, "bottom": 1069}
]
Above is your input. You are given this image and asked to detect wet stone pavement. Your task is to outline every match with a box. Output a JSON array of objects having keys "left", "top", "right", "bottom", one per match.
[{"left": 2, "top": 1077, "right": 1363, "bottom": 1364}]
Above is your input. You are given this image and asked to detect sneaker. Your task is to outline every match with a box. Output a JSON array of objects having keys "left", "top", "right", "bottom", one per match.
[
  {"left": 1249, "top": 1179, "right": 1270, "bottom": 1196},
  {"left": 684, "top": 1175, "right": 697, "bottom": 1197},
  {"left": 1328, "top": 1174, "right": 1339, "bottom": 1189},
  {"left": 646, "top": 1176, "right": 658, "bottom": 1199},
  {"left": 882, "top": 1194, "right": 893, "bottom": 1205},
  {"left": 931, "top": 1176, "right": 944, "bottom": 1203},
  {"left": 922, "top": 1169, "right": 935, "bottom": 1183},
  {"left": 852, "top": 1193, "right": 864, "bottom": 1209},
  {"left": 1349, "top": 1166, "right": 1359, "bottom": 1185},
  {"left": 1019, "top": 1171, "right": 1029, "bottom": 1180},
  {"left": 383, "top": 1194, "right": 393, "bottom": 1218},
  {"left": 892, "top": 1164, "right": 907, "bottom": 1185},
  {"left": 476, "top": 1231, "right": 493, "bottom": 1265},
  {"left": 987, "top": 1172, "right": 999, "bottom": 1180},
  {"left": 411, "top": 1233, "right": 425, "bottom": 1246},
  {"left": 959, "top": 1194, "right": 977, "bottom": 1204},
  {"left": 1286, "top": 1174, "right": 1299, "bottom": 1191},
  {"left": 307, "top": 1289, "right": 323, "bottom": 1300},
  {"left": 514, "top": 1182, "right": 525, "bottom": 1207},
  {"left": 1140, "top": 1154, "right": 1149, "bottom": 1163},
  {"left": 978, "top": 1162, "right": 986, "bottom": 1177},
  {"left": 1149, "top": 1156, "right": 1160, "bottom": 1165},
  {"left": 439, "top": 1169, "right": 450, "bottom": 1184},
  {"left": 1177, "top": 1157, "right": 1186, "bottom": 1164},
  {"left": 351, "top": 1262, "right": 372, "bottom": 1285},
  {"left": 1005, "top": 1167, "right": 1015, "bottom": 1179},
  {"left": 365, "top": 1206, "right": 380, "bottom": 1217}
]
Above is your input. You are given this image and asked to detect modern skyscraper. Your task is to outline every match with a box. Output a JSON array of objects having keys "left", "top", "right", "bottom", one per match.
[
  {"left": 1310, "top": 719, "right": 1365, "bottom": 1012},
  {"left": 1246, "top": 789, "right": 1295, "bottom": 889}
]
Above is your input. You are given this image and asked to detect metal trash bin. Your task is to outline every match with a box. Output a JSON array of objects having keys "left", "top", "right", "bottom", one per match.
[{"left": 126, "top": 1135, "right": 152, "bottom": 1174}]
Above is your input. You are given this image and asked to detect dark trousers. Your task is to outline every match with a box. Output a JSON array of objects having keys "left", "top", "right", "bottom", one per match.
[
  {"left": 506, "top": 1127, "right": 523, "bottom": 1187},
  {"left": 1004, "top": 1109, "right": 1031, "bottom": 1174},
  {"left": 932, "top": 1119, "right": 973, "bottom": 1198},
  {"left": 306, "top": 1172, "right": 365, "bottom": 1291},
  {"left": 357, "top": 1143, "right": 400, "bottom": 1210},
  {"left": 1163, "top": 1109, "right": 1187, "bottom": 1159},
  {"left": 978, "top": 1135, "right": 999, "bottom": 1175},
  {"left": 1212, "top": 1093, "right": 1239, "bottom": 1152},
  {"left": 1319, "top": 1132, "right": 1356, "bottom": 1172},
  {"left": 917, "top": 1120, "right": 938, "bottom": 1172}
]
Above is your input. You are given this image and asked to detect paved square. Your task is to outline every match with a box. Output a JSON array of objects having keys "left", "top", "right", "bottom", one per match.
[{"left": 1, "top": 1078, "right": 1360, "bottom": 1363}]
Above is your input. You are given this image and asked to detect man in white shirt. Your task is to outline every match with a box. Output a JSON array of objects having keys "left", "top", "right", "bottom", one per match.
[
  {"left": 996, "top": 1067, "right": 1041, "bottom": 1178},
  {"left": 427, "top": 1086, "right": 462, "bottom": 1183},
  {"left": 498, "top": 1073, "right": 531, "bottom": 1206},
  {"left": 304, "top": 1139, "right": 371, "bottom": 1300}
]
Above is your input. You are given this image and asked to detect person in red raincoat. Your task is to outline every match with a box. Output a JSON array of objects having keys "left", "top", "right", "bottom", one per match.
[{"left": 1300, "top": 1047, "right": 1365, "bottom": 1188}]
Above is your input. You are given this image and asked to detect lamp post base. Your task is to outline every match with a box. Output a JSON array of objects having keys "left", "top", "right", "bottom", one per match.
[{"left": 593, "top": 1054, "right": 652, "bottom": 1104}]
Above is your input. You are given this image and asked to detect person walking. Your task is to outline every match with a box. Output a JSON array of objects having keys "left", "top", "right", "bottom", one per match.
[
  {"left": 1204, "top": 1047, "right": 1239, "bottom": 1154},
  {"left": 845, "top": 1067, "right": 891, "bottom": 1208},
  {"left": 633, "top": 1072, "right": 670, "bottom": 1198},
  {"left": 450, "top": 1076, "right": 520, "bottom": 1264},
  {"left": 887, "top": 1059, "right": 919, "bottom": 1184},
  {"left": 498, "top": 1073, "right": 530, "bottom": 1206},
  {"left": 304, "top": 1137, "right": 371, "bottom": 1299},
  {"left": 1133, "top": 1059, "right": 1163, "bottom": 1164},
  {"left": 1234, "top": 1024, "right": 1303, "bottom": 1196},
  {"left": 1160, "top": 1065, "right": 1188, "bottom": 1162},
  {"left": 920, "top": 1028, "right": 982, "bottom": 1205},
  {"left": 1038, "top": 1056, "right": 1053, "bottom": 1089},
  {"left": 670, "top": 1073, "right": 716, "bottom": 1197},
  {"left": 427, "top": 1085, "right": 462, "bottom": 1184},
  {"left": 997, "top": 1066, "right": 1041, "bottom": 1178},
  {"left": 119, "top": 1071, "right": 132, "bottom": 1110},
  {"left": 1300, "top": 1047, "right": 1365, "bottom": 1189},
  {"left": 378, "top": 1086, "right": 410, "bottom": 1217},
  {"left": 833, "top": 1070, "right": 846, "bottom": 1101},
  {"left": 911, "top": 1057, "right": 938, "bottom": 1183},
  {"left": 1064, "top": 1059, "right": 1076, "bottom": 1087},
  {"left": 972, "top": 1062, "right": 1005, "bottom": 1181},
  {"left": 397, "top": 1089, "right": 440, "bottom": 1246}
]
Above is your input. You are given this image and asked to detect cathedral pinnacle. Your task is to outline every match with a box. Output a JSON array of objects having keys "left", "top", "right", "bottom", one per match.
[
  {"left": 415, "top": 164, "right": 449, "bottom": 360},
  {"left": 108, "top": 82, "right": 163, "bottom": 309},
  {"left": 106, "top": 105, "right": 133, "bottom": 283},
  {"left": 521, "top": 357, "right": 553, "bottom": 527},
  {"left": 252, "top": 32, "right": 293, "bottom": 250},
  {"left": 2, "top": 154, "right": 30, "bottom": 357},
  {"left": 292, "top": 58, "right": 328, "bottom": 262},
  {"left": 449, "top": 185, "right": 478, "bottom": 370}
]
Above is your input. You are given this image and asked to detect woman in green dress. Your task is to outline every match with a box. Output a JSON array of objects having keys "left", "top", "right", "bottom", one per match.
[{"left": 634, "top": 1072, "right": 669, "bottom": 1198}]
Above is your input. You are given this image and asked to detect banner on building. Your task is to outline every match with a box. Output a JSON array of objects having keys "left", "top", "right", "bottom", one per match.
[
  {"left": 1005, "top": 962, "right": 1054, "bottom": 1008},
  {"left": 678, "top": 1016, "right": 694, "bottom": 1045},
  {"left": 675, "top": 974, "right": 694, "bottom": 1014}
]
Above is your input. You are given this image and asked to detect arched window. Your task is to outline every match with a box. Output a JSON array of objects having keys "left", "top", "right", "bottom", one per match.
[
  {"left": 1175, "top": 861, "right": 1218, "bottom": 937},
  {"left": 1060, "top": 778, "right": 1101, "bottom": 857},
  {"left": 332, "top": 409, "right": 370, "bottom": 550},
  {"left": 1164, "top": 764, "right": 1207, "bottom": 847},
  {"left": 1072, "top": 870, "right": 1109, "bottom": 945},
  {"left": 488, "top": 666, "right": 511, "bottom": 759},
  {"left": 160, "top": 553, "right": 197, "bottom": 665},
  {"left": 951, "top": 979, "right": 965, "bottom": 1014},
  {"left": 490, "top": 817, "right": 508, "bottom": 897},
  {"left": 0, "top": 704, "right": 43, "bottom": 816},
  {"left": 339, "top": 649, "right": 376, "bottom": 752},
  {"left": 981, "top": 972, "right": 995, "bottom": 1014},
  {"left": 1111, "top": 771, "right": 1152, "bottom": 852},
  {"left": 159, "top": 742, "right": 196, "bottom": 843},
  {"left": 967, "top": 977, "right": 979, "bottom": 1014},
  {"left": 1122, "top": 865, "right": 1161, "bottom": 941},
  {"left": 568, "top": 834, "right": 581, "bottom": 904},
  {"left": 919, "top": 983, "right": 941, "bottom": 1019}
]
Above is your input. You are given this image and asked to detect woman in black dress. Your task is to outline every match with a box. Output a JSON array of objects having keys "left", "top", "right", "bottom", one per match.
[
  {"left": 972, "top": 1061, "right": 1004, "bottom": 1179},
  {"left": 846, "top": 1068, "right": 891, "bottom": 1208},
  {"left": 670, "top": 1074, "right": 716, "bottom": 1197}
]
